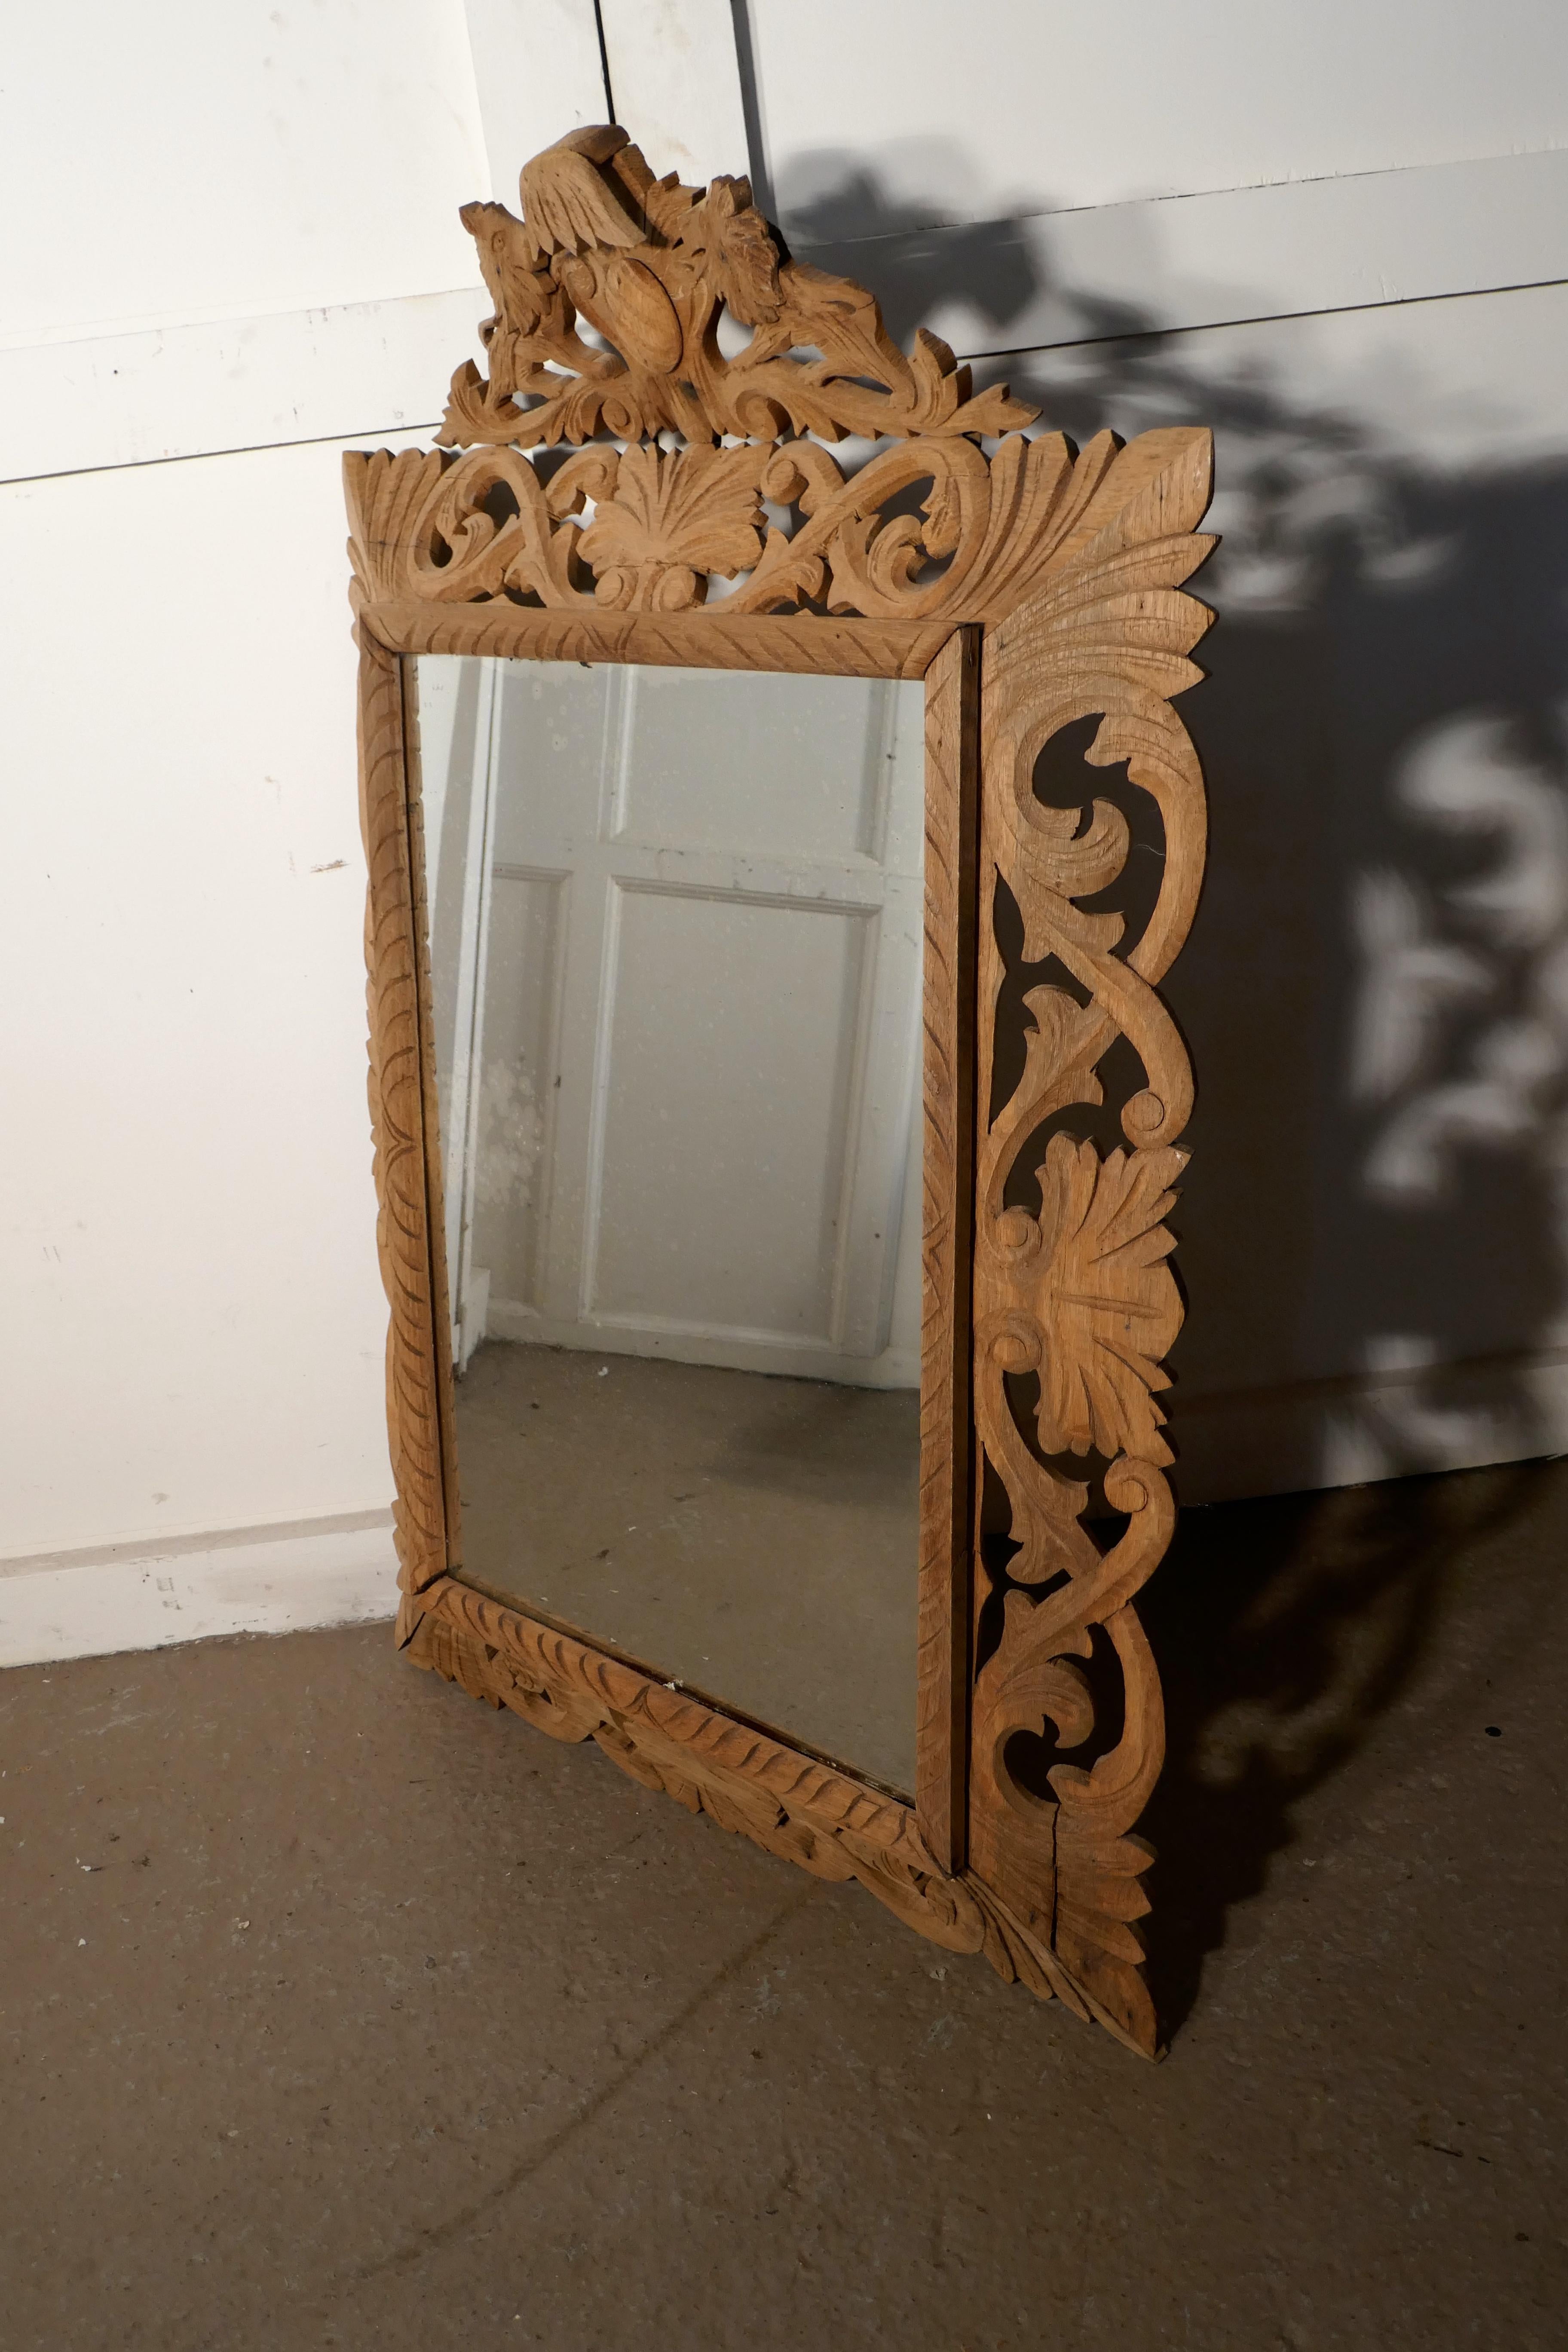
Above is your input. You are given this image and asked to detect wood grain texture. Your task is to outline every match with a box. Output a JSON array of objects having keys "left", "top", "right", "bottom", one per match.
[
  {"left": 355, "top": 627, "right": 448, "bottom": 1592},
  {"left": 355, "top": 591, "right": 949, "bottom": 680},
  {"left": 401, "top": 1572, "right": 1107, "bottom": 2002},
  {"left": 443, "top": 125, "right": 1033, "bottom": 453},
  {"left": 968, "top": 425, "right": 1215, "bottom": 2058},
  {"left": 398, "top": 661, "right": 463, "bottom": 1574},
  {"left": 916, "top": 627, "right": 978, "bottom": 1875},
  {"left": 340, "top": 129, "right": 1207, "bottom": 642},
  {"left": 343, "top": 428, "right": 1177, "bottom": 635},
  {"left": 348, "top": 115, "right": 1220, "bottom": 2056}
]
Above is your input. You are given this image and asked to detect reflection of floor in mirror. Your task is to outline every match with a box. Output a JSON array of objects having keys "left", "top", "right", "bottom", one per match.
[{"left": 451, "top": 1338, "right": 922, "bottom": 1797}]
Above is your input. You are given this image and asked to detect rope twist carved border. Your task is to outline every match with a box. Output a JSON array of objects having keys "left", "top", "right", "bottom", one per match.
[{"left": 355, "top": 628, "right": 447, "bottom": 1589}]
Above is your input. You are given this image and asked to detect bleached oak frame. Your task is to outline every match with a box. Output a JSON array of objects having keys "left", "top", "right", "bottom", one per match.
[{"left": 346, "top": 126, "right": 1213, "bottom": 2057}]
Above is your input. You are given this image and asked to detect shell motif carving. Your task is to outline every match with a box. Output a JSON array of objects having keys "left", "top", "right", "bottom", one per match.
[
  {"left": 968, "top": 426, "right": 1214, "bottom": 2055},
  {"left": 343, "top": 420, "right": 1200, "bottom": 633},
  {"left": 341, "top": 125, "right": 1217, "bottom": 629}
]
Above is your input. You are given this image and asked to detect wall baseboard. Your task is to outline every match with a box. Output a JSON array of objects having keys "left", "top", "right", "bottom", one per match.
[
  {"left": 1170, "top": 1347, "right": 1568, "bottom": 1507},
  {"left": 10, "top": 1342, "right": 1565, "bottom": 1668},
  {"left": 484, "top": 1297, "right": 921, "bottom": 1390},
  {"left": 0, "top": 1513, "right": 398, "bottom": 1670}
]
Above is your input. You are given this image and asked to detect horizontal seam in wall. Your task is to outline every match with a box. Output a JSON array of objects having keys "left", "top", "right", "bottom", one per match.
[
  {"left": 955, "top": 271, "right": 1568, "bottom": 365},
  {"left": 1170, "top": 1341, "right": 1568, "bottom": 1421},
  {"left": 785, "top": 146, "right": 1568, "bottom": 247},
  {"left": 15, "top": 273, "right": 1568, "bottom": 493},
  {"left": 0, "top": 1507, "right": 396, "bottom": 1582},
  {"left": 0, "top": 285, "right": 484, "bottom": 359},
  {"left": 1, "top": 421, "right": 443, "bottom": 491}
]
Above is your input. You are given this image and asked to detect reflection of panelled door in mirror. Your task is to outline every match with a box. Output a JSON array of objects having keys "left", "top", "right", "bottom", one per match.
[
  {"left": 416, "top": 655, "right": 927, "bottom": 1795},
  {"left": 348, "top": 116, "right": 1214, "bottom": 2058}
]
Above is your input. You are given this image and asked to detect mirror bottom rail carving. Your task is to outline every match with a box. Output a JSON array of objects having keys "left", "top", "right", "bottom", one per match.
[{"left": 396, "top": 1572, "right": 1152, "bottom": 2054}]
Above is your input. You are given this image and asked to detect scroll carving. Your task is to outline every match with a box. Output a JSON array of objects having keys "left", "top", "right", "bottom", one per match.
[
  {"left": 968, "top": 425, "right": 1214, "bottom": 2056},
  {"left": 442, "top": 125, "right": 1030, "bottom": 453},
  {"left": 340, "top": 125, "right": 1178, "bottom": 632},
  {"left": 400, "top": 1574, "right": 1133, "bottom": 2007},
  {"left": 349, "top": 120, "right": 1216, "bottom": 2056},
  {"left": 344, "top": 423, "right": 1158, "bottom": 629},
  {"left": 355, "top": 628, "right": 447, "bottom": 1590}
]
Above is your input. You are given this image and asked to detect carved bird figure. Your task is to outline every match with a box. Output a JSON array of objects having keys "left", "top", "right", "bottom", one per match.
[
  {"left": 517, "top": 124, "right": 646, "bottom": 257},
  {"left": 509, "top": 126, "right": 686, "bottom": 374},
  {"left": 459, "top": 200, "right": 557, "bottom": 345}
]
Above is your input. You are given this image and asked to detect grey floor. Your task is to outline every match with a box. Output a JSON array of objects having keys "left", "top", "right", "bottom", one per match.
[
  {"left": 454, "top": 1341, "right": 921, "bottom": 1793},
  {"left": 2, "top": 1458, "right": 1565, "bottom": 2350}
]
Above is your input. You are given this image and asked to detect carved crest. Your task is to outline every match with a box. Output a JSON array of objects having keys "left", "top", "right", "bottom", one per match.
[
  {"left": 443, "top": 123, "right": 1031, "bottom": 451},
  {"left": 342, "top": 125, "right": 1162, "bottom": 627}
]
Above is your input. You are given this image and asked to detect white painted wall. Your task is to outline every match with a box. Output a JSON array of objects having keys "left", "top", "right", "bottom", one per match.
[
  {"left": 0, "top": 5, "right": 491, "bottom": 343},
  {"left": 5, "top": 0, "right": 1564, "bottom": 1664},
  {"left": 0, "top": 3, "right": 609, "bottom": 1664},
  {"left": 750, "top": 0, "right": 1568, "bottom": 227},
  {"left": 738, "top": 3, "right": 1568, "bottom": 1504},
  {"left": 3, "top": 434, "right": 414, "bottom": 1560}
]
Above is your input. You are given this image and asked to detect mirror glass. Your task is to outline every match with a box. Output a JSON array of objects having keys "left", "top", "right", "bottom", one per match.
[{"left": 415, "top": 654, "right": 926, "bottom": 1796}]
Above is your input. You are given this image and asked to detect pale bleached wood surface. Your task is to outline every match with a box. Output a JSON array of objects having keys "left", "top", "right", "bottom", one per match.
[
  {"left": 968, "top": 425, "right": 1214, "bottom": 2056},
  {"left": 355, "top": 627, "right": 448, "bottom": 1592},
  {"left": 351, "top": 116, "right": 1218, "bottom": 2056},
  {"left": 397, "top": 659, "right": 463, "bottom": 1577},
  {"left": 916, "top": 626, "right": 978, "bottom": 1875}
]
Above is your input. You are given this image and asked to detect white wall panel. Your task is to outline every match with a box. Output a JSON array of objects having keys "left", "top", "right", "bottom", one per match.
[
  {"left": 0, "top": 2, "right": 488, "bottom": 344},
  {"left": 0, "top": 291, "right": 485, "bottom": 482},
  {"left": 799, "top": 150, "right": 1568, "bottom": 368},
  {"left": 750, "top": 0, "right": 1568, "bottom": 229},
  {"left": 991, "top": 278, "right": 1568, "bottom": 1500},
  {"left": 463, "top": 0, "right": 611, "bottom": 194},
  {"left": 1, "top": 2, "right": 628, "bottom": 1643},
  {"left": 0, "top": 1518, "right": 397, "bottom": 1668},
  {"left": 0, "top": 430, "right": 434, "bottom": 1559},
  {"left": 598, "top": 0, "right": 750, "bottom": 193}
]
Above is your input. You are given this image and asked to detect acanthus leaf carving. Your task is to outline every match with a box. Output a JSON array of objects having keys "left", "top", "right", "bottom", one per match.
[
  {"left": 346, "top": 420, "right": 1207, "bottom": 640},
  {"left": 442, "top": 126, "right": 1036, "bottom": 454},
  {"left": 576, "top": 441, "right": 766, "bottom": 610},
  {"left": 354, "top": 627, "right": 450, "bottom": 1592},
  {"left": 1031, "top": 1135, "right": 1186, "bottom": 1467},
  {"left": 404, "top": 1575, "right": 1018, "bottom": 1973},
  {"left": 965, "top": 424, "right": 1215, "bottom": 2057}
]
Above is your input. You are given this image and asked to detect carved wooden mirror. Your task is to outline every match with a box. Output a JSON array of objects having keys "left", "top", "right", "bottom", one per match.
[{"left": 345, "top": 124, "right": 1213, "bottom": 2058}]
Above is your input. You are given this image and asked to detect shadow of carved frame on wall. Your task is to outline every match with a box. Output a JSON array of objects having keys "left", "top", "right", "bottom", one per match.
[{"left": 344, "top": 124, "right": 1214, "bottom": 2059}]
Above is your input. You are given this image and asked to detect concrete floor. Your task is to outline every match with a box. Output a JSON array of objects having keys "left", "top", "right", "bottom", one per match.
[
  {"left": 2, "top": 1458, "right": 1565, "bottom": 2350},
  {"left": 454, "top": 1341, "right": 921, "bottom": 1794}
]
